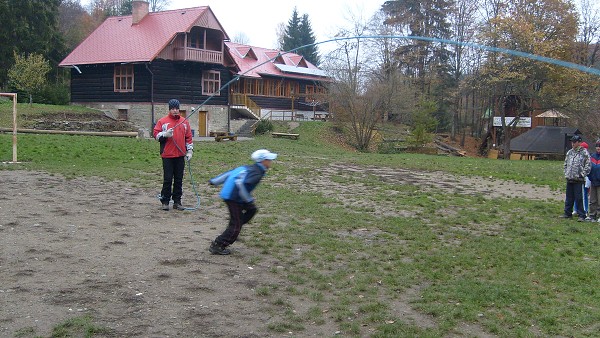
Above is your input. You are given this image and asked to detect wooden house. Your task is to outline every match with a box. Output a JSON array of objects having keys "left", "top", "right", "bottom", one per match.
[
  {"left": 225, "top": 42, "right": 329, "bottom": 125},
  {"left": 59, "top": 0, "right": 330, "bottom": 137}
]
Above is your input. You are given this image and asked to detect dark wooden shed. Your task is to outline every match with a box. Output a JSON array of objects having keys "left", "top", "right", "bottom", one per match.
[{"left": 509, "top": 126, "right": 585, "bottom": 159}]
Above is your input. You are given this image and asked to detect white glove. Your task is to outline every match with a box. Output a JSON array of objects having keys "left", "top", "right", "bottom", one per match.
[
  {"left": 164, "top": 128, "right": 174, "bottom": 138},
  {"left": 185, "top": 150, "right": 193, "bottom": 161}
]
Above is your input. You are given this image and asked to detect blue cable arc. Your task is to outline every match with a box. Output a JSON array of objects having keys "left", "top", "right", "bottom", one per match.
[{"left": 168, "top": 35, "right": 599, "bottom": 210}]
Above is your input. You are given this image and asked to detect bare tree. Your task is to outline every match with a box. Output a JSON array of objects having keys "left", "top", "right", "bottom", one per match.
[
  {"left": 147, "top": 0, "right": 170, "bottom": 12},
  {"left": 448, "top": 0, "right": 480, "bottom": 142},
  {"left": 232, "top": 32, "right": 250, "bottom": 45},
  {"left": 322, "top": 8, "right": 385, "bottom": 151},
  {"left": 275, "top": 22, "right": 286, "bottom": 50},
  {"left": 578, "top": 0, "right": 600, "bottom": 66}
]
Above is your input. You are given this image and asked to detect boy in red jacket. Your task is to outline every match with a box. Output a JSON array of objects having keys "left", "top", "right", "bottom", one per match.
[{"left": 153, "top": 99, "right": 194, "bottom": 210}]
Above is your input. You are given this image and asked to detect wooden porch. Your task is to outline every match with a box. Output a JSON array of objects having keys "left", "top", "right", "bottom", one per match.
[{"left": 172, "top": 47, "right": 222, "bottom": 64}]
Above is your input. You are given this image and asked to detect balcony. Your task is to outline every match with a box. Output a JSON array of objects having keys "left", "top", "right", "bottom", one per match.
[{"left": 173, "top": 47, "right": 222, "bottom": 64}]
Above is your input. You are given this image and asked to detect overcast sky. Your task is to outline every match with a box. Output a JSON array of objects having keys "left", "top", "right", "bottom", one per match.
[
  {"left": 78, "top": 1, "right": 382, "bottom": 52},
  {"left": 82, "top": 0, "right": 600, "bottom": 54},
  {"left": 166, "top": 1, "right": 383, "bottom": 50}
]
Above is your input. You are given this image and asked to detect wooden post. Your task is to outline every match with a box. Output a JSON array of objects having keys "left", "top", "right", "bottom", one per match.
[
  {"left": 1, "top": 93, "right": 17, "bottom": 163},
  {"left": 12, "top": 93, "right": 17, "bottom": 162}
]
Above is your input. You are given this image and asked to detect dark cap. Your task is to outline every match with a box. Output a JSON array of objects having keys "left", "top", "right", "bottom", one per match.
[
  {"left": 571, "top": 135, "right": 582, "bottom": 142},
  {"left": 168, "top": 99, "right": 180, "bottom": 110}
]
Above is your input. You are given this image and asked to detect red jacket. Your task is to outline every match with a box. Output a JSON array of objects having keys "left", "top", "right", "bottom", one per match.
[{"left": 153, "top": 114, "right": 193, "bottom": 158}]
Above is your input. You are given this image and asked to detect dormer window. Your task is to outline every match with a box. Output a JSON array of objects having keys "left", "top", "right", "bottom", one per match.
[
  {"left": 297, "top": 58, "right": 308, "bottom": 68},
  {"left": 245, "top": 48, "right": 257, "bottom": 60}
]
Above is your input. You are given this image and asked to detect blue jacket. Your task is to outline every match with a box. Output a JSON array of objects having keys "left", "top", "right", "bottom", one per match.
[
  {"left": 588, "top": 152, "right": 600, "bottom": 186},
  {"left": 209, "top": 163, "right": 267, "bottom": 203}
]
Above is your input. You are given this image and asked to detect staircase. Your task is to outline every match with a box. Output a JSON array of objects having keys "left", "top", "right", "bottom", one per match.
[
  {"left": 236, "top": 120, "right": 258, "bottom": 137},
  {"left": 230, "top": 93, "right": 261, "bottom": 119}
]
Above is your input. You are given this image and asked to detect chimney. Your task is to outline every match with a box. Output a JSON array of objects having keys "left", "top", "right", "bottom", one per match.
[{"left": 132, "top": 0, "right": 149, "bottom": 25}]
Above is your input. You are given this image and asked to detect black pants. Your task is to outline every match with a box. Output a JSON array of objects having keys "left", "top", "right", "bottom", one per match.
[
  {"left": 565, "top": 180, "right": 585, "bottom": 218},
  {"left": 215, "top": 201, "right": 257, "bottom": 247},
  {"left": 160, "top": 156, "right": 185, "bottom": 204}
]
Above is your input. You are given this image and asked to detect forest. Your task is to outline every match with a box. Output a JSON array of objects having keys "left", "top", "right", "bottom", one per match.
[{"left": 1, "top": 0, "right": 599, "bottom": 154}]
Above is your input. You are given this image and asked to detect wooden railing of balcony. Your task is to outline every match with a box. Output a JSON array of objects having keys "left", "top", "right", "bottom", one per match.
[
  {"left": 231, "top": 93, "right": 261, "bottom": 118},
  {"left": 173, "top": 47, "right": 222, "bottom": 64}
]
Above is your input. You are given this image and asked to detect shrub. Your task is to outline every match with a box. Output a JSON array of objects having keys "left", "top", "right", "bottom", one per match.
[
  {"left": 255, "top": 119, "right": 274, "bottom": 135},
  {"left": 37, "top": 83, "right": 70, "bottom": 105}
]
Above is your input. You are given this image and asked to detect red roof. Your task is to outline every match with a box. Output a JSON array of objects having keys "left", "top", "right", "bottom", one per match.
[
  {"left": 225, "top": 42, "right": 327, "bottom": 81},
  {"left": 59, "top": 6, "right": 228, "bottom": 66}
]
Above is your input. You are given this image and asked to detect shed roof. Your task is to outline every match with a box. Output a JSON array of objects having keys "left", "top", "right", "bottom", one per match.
[
  {"left": 536, "top": 110, "right": 570, "bottom": 118},
  {"left": 510, "top": 126, "right": 580, "bottom": 155}
]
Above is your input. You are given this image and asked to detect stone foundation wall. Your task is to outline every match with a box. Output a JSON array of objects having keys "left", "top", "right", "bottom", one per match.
[{"left": 75, "top": 102, "right": 234, "bottom": 138}]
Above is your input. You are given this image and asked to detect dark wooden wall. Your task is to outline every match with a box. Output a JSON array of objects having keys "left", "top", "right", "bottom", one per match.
[{"left": 70, "top": 59, "right": 231, "bottom": 106}]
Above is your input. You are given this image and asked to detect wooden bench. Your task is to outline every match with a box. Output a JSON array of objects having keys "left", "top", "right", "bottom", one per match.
[
  {"left": 210, "top": 131, "right": 237, "bottom": 142},
  {"left": 272, "top": 132, "right": 299, "bottom": 140},
  {"left": 311, "top": 113, "right": 328, "bottom": 121}
]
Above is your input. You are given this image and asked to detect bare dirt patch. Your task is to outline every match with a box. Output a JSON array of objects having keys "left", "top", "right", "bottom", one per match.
[{"left": 1, "top": 171, "right": 324, "bottom": 337}]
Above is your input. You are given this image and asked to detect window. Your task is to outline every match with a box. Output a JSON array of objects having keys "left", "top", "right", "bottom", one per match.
[
  {"left": 203, "top": 70, "right": 220, "bottom": 95},
  {"left": 286, "top": 82, "right": 299, "bottom": 97},
  {"left": 305, "top": 85, "right": 326, "bottom": 101},
  {"left": 114, "top": 65, "right": 134, "bottom": 92},
  {"left": 117, "top": 109, "right": 128, "bottom": 121}
]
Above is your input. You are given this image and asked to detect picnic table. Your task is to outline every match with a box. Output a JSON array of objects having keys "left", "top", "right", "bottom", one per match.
[{"left": 210, "top": 131, "right": 237, "bottom": 142}]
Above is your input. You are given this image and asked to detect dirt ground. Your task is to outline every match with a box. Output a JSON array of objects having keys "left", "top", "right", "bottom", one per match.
[{"left": 0, "top": 168, "right": 562, "bottom": 337}]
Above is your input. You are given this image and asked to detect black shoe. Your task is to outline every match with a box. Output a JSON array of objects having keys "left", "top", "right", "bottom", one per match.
[
  {"left": 173, "top": 202, "right": 185, "bottom": 210},
  {"left": 559, "top": 214, "right": 572, "bottom": 219},
  {"left": 161, "top": 203, "right": 169, "bottom": 211},
  {"left": 577, "top": 217, "right": 586, "bottom": 222},
  {"left": 209, "top": 241, "right": 231, "bottom": 255}
]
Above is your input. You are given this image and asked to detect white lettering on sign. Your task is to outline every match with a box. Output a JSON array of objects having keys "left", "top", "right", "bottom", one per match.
[{"left": 493, "top": 117, "right": 531, "bottom": 127}]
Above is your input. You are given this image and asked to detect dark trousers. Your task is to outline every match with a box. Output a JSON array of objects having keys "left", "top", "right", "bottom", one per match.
[
  {"left": 216, "top": 201, "right": 257, "bottom": 247},
  {"left": 160, "top": 156, "right": 185, "bottom": 204},
  {"left": 565, "top": 180, "right": 585, "bottom": 218}
]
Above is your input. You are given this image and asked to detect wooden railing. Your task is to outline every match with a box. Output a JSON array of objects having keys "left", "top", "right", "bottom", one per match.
[
  {"left": 173, "top": 47, "right": 222, "bottom": 64},
  {"left": 231, "top": 93, "right": 261, "bottom": 118}
]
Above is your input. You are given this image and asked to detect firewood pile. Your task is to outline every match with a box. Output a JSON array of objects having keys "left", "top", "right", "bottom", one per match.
[{"left": 434, "top": 137, "right": 467, "bottom": 156}]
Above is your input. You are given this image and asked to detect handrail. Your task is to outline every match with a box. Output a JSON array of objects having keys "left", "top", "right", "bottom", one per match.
[{"left": 231, "top": 93, "right": 261, "bottom": 118}]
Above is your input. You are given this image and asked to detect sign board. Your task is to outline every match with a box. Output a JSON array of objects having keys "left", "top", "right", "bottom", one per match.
[{"left": 493, "top": 117, "right": 531, "bottom": 128}]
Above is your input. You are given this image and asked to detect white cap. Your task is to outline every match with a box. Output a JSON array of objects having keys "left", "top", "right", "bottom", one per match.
[{"left": 251, "top": 149, "right": 277, "bottom": 162}]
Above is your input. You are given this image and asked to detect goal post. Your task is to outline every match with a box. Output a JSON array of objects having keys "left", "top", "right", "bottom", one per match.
[{"left": 1, "top": 93, "right": 18, "bottom": 163}]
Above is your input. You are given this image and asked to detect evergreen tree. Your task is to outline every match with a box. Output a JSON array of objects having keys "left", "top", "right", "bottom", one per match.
[
  {"left": 282, "top": 7, "right": 320, "bottom": 65},
  {"left": 0, "top": 0, "right": 65, "bottom": 88},
  {"left": 299, "top": 14, "right": 320, "bottom": 66}
]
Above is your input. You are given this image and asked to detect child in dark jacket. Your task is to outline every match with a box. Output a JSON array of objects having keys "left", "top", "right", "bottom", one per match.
[{"left": 208, "top": 149, "right": 277, "bottom": 255}]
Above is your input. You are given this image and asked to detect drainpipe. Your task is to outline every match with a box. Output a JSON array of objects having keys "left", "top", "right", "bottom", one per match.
[
  {"left": 228, "top": 87, "right": 232, "bottom": 133},
  {"left": 145, "top": 63, "right": 155, "bottom": 130}
]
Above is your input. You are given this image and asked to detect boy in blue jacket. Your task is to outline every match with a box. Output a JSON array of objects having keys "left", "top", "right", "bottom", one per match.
[{"left": 208, "top": 149, "right": 277, "bottom": 255}]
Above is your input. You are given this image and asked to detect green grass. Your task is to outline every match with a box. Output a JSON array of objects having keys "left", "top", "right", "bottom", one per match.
[{"left": 2, "top": 119, "right": 597, "bottom": 337}]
